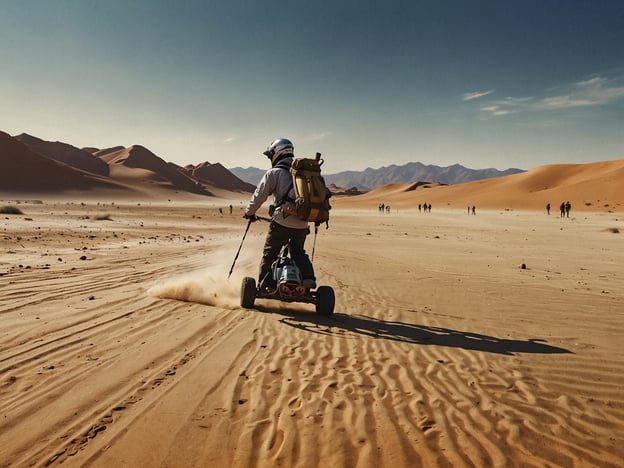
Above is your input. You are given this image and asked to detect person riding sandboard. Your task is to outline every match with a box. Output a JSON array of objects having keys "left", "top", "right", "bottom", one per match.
[{"left": 244, "top": 138, "right": 316, "bottom": 292}]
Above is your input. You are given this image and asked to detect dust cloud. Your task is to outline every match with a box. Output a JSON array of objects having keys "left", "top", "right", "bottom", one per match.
[{"left": 147, "top": 240, "right": 260, "bottom": 308}]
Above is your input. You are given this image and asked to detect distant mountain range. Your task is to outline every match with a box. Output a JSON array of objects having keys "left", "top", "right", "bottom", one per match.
[
  {"left": 230, "top": 162, "right": 525, "bottom": 191},
  {"left": 1, "top": 131, "right": 254, "bottom": 196}
]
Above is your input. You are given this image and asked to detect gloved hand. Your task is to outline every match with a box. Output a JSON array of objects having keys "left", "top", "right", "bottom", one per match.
[{"left": 243, "top": 213, "right": 258, "bottom": 222}]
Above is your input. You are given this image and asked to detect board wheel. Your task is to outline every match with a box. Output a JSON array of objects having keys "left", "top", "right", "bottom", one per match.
[
  {"left": 315, "top": 286, "right": 335, "bottom": 316},
  {"left": 241, "top": 277, "right": 257, "bottom": 309}
]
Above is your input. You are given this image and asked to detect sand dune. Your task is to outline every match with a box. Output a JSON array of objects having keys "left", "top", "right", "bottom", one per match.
[
  {"left": 15, "top": 133, "right": 110, "bottom": 177},
  {"left": 338, "top": 159, "right": 624, "bottom": 212},
  {"left": 1, "top": 201, "right": 623, "bottom": 467},
  {"left": 1, "top": 132, "right": 254, "bottom": 199},
  {"left": 92, "top": 146, "right": 125, "bottom": 158},
  {"left": 100, "top": 145, "right": 210, "bottom": 195},
  {"left": 185, "top": 162, "right": 255, "bottom": 193},
  {"left": 0, "top": 132, "right": 126, "bottom": 194}
]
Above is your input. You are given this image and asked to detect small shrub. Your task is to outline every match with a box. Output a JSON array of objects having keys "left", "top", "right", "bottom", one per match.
[
  {"left": 94, "top": 214, "right": 112, "bottom": 221},
  {"left": 0, "top": 206, "right": 23, "bottom": 215}
]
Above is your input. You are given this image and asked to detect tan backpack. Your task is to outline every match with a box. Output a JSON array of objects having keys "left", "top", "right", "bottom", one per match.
[{"left": 289, "top": 153, "right": 331, "bottom": 225}]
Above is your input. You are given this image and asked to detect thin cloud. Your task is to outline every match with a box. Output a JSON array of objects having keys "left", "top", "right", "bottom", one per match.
[
  {"left": 502, "top": 97, "right": 534, "bottom": 105},
  {"left": 480, "top": 105, "right": 512, "bottom": 116},
  {"left": 477, "top": 74, "right": 624, "bottom": 118},
  {"left": 462, "top": 89, "right": 495, "bottom": 101},
  {"left": 299, "top": 131, "right": 333, "bottom": 143},
  {"left": 533, "top": 76, "right": 624, "bottom": 110},
  {"left": 478, "top": 97, "right": 534, "bottom": 117},
  {"left": 536, "top": 96, "right": 599, "bottom": 110}
]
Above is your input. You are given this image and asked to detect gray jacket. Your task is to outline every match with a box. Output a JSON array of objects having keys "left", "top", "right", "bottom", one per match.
[{"left": 245, "top": 157, "right": 308, "bottom": 229}]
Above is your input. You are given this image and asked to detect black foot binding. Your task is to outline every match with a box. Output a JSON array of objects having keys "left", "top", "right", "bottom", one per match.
[{"left": 259, "top": 279, "right": 277, "bottom": 293}]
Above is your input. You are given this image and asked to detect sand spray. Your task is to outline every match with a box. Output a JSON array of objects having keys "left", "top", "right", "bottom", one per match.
[{"left": 147, "top": 235, "right": 262, "bottom": 308}]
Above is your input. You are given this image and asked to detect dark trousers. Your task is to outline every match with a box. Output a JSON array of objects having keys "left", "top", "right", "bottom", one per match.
[{"left": 259, "top": 222, "right": 315, "bottom": 284}]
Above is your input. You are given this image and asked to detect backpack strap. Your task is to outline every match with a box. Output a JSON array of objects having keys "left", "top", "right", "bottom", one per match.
[{"left": 273, "top": 160, "right": 295, "bottom": 213}]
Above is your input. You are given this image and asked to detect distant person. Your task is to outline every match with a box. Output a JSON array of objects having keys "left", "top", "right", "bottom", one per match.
[
  {"left": 386, "top": 205, "right": 391, "bottom": 213},
  {"left": 467, "top": 206, "right": 470, "bottom": 215},
  {"left": 565, "top": 201, "right": 571, "bottom": 218},
  {"left": 379, "top": 203, "right": 385, "bottom": 213},
  {"left": 419, "top": 204, "right": 422, "bottom": 213},
  {"left": 546, "top": 203, "right": 550, "bottom": 215},
  {"left": 472, "top": 205, "right": 476, "bottom": 215},
  {"left": 229, "top": 204, "right": 233, "bottom": 215},
  {"left": 428, "top": 203, "right": 432, "bottom": 213},
  {"left": 560, "top": 202, "right": 565, "bottom": 218}
]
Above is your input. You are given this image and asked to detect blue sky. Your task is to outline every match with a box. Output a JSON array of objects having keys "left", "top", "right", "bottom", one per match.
[{"left": 2, "top": 1, "right": 623, "bottom": 173}]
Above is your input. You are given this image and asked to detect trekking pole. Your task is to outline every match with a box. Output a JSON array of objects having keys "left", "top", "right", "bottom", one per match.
[
  {"left": 228, "top": 218, "right": 253, "bottom": 279},
  {"left": 311, "top": 224, "right": 319, "bottom": 262}
]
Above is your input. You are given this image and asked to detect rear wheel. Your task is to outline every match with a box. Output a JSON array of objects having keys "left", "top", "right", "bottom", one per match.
[
  {"left": 315, "top": 286, "right": 335, "bottom": 316},
  {"left": 241, "top": 277, "right": 257, "bottom": 309}
]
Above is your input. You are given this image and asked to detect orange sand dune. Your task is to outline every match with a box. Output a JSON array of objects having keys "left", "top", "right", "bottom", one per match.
[
  {"left": 0, "top": 131, "right": 127, "bottom": 195},
  {"left": 338, "top": 160, "right": 624, "bottom": 212},
  {"left": 101, "top": 146, "right": 209, "bottom": 195},
  {"left": 186, "top": 162, "right": 255, "bottom": 193},
  {"left": 15, "top": 133, "right": 110, "bottom": 177},
  {"left": 93, "top": 146, "right": 125, "bottom": 158},
  {"left": 0, "top": 131, "right": 247, "bottom": 201}
]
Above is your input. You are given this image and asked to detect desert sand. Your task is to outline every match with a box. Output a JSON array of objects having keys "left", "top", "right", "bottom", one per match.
[{"left": 1, "top": 195, "right": 623, "bottom": 467}]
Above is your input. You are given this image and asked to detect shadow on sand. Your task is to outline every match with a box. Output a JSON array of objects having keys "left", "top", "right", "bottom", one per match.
[{"left": 254, "top": 306, "right": 572, "bottom": 356}]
